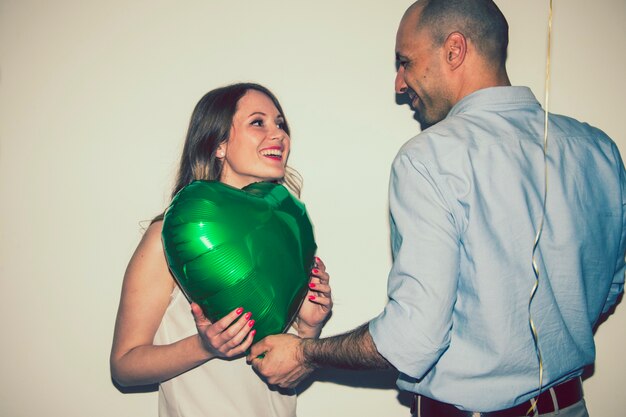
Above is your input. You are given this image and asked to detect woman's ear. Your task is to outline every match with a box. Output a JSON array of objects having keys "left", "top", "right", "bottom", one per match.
[
  {"left": 444, "top": 32, "right": 467, "bottom": 71},
  {"left": 216, "top": 143, "right": 226, "bottom": 159}
]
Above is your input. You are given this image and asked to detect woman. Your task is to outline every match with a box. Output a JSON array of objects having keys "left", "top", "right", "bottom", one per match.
[{"left": 110, "top": 83, "right": 332, "bottom": 417}]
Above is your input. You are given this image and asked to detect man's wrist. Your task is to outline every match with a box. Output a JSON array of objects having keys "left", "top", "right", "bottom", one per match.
[{"left": 300, "top": 337, "right": 317, "bottom": 369}]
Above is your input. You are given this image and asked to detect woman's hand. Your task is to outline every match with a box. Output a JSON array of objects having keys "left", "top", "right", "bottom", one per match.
[
  {"left": 294, "top": 256, "right": 333, "bottom": 338},
  {"left": 191, "top": 303, "right": 256, "bottom": 358}
]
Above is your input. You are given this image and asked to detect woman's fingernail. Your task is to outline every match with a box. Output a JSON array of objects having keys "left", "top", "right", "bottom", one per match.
[
  {"left": 308, "top": 295, "right": 316, "bottom": 301},
  {"left": 312, "top": 269, "right": 319, "bottom": 274},
  {"left": 251, "top": 329, "right": 257, "bottom": 337},
  {"left": 248, "top": 320, "right": 255, "bottom": 327},
  {"left": 236, "top": 307, "right": 244, "bottom": 315},
  {"left": 315, "top": 256, "right": 321, "bottom": 263},
  {"left": 309, "top": 282, "right": 316, "bottom": 288},
  {"left": 244, "top": 312, "right": 252, "bottom": 320}
]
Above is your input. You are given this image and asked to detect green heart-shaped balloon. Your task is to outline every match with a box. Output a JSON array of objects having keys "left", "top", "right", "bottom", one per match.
[{"left": 161, "top": 180, "right": 317, "bottom": 344}]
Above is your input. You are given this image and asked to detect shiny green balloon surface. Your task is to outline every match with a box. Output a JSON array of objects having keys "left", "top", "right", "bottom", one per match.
[{"left": 162, "top": 180, "right": 317, "bottom": 344}]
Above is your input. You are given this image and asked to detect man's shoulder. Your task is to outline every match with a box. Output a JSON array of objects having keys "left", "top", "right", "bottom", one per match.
[
  {"left": 549, "top": 112, "right": 611, "bottom": 140},
  {"left": 547, "top": 113, "right": 620, "bottom": 163},
  {"left": 396, "top": 118, "right": 471, "bottom": 160}
]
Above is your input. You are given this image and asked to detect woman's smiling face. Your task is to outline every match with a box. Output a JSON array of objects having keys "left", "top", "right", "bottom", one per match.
[{"left": 218, "top": 89, "right": 291, "bottom": 189}]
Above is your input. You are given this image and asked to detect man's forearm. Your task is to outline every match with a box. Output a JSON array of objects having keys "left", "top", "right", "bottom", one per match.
[{"left": 301, "top": 323, "right": 392, "bottom": 370}]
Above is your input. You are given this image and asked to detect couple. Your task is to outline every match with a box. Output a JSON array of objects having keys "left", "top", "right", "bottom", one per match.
[{"left": 111, "top": 1, "right": 625, "bottom": 416}]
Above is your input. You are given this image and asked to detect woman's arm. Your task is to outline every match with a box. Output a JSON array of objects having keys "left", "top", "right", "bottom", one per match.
[{"left": 110, "top": 221, "right": 254, "bottom": 387}]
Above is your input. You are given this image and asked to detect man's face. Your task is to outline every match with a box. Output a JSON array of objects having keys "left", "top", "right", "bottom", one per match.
[{"left": 395, "top": 9, "right": 452, "bottom": 126}]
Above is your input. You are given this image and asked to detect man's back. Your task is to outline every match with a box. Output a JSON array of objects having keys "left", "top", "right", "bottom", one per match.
[{"left": 370, "top": 86, "right": 626, "bottom": 411}]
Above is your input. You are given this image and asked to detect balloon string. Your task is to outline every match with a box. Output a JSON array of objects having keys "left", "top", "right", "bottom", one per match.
[{"left": 527, "top": 0, "right": 552, "bottom": 415}]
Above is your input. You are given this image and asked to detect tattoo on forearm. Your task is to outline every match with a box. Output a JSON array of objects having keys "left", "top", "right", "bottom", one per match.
[{"left": 302, "top": 323, "right": 392, "bottom": 370}]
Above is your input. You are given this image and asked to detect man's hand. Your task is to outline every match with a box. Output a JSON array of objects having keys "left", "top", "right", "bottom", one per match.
[
  {"left": 247, "top": 334, "right": 314, "bottom": 388},
  {"left": 249, "top": 324, "right": 391, "bottom": 389}
]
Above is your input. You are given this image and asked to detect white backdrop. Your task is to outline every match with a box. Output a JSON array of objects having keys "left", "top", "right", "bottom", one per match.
[{"left": 1, "top": 1, "right": 624, "bottom": 416}]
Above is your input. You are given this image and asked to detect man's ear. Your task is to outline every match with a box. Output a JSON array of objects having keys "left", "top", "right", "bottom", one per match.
[{"left": 444, "top": 32, "right": 467, "bottom": 71}]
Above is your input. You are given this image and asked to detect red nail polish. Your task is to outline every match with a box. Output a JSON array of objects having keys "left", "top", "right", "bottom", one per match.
[
  {"left": 315, "top": 256, "right": 321, "bottom": 262},
  {"left": 312, "top": 269, "right": 319, "bottom": 274},
  {"left": 236, "top": 307, "right": 244, "bottom": 315},
  {"left": 308, "top": 295, "right": 316, "bottom": 301},
  {"left": 309, "top": 282, "right": 316, "bottom": 288},
  {"left": 248, "top": 319, "right": 255, "bottom": 327},
  {"left": 251, "top": 329, "right": 257, "bottom": 336},
  {"left": 244, "top": 312, "right": 252, "bottom": 320}
]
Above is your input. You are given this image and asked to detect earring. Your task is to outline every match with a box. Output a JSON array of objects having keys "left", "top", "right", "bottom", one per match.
[{"left": 217, "top": 151, "right": 225, "bottom": 158}]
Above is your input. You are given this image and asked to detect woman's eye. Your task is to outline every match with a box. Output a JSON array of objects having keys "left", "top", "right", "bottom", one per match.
[
  {"left": 251, "top": 119, "right": 264, "bottom": 127},
  {"left": 277, "top": 121, "right": 286, "bottom": 130}
]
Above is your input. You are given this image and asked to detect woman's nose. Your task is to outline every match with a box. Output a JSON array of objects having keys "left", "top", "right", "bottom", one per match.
[{"left": 270, "top": 126, "right": 286, "bottom": 141}]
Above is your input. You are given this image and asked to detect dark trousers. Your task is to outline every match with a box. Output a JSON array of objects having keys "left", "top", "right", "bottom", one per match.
[{"left": 410, "top": 378, "right": 587, "bottom": 417}]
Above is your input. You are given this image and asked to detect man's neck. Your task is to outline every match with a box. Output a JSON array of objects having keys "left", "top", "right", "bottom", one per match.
[{"left": 453, "top": 66, "right": 511, "bottom": 106}]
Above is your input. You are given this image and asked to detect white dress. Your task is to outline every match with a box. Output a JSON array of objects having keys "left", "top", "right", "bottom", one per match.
[{"left": 154, "top": 286, "right": 297, "bottom": 417}]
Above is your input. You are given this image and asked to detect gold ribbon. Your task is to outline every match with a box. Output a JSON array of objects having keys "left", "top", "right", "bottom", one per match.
[{"left": 527, "top": 0, "right": 553, "bottom": 415}]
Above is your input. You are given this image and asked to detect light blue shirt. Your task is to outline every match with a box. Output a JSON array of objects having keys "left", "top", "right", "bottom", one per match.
[{"left": 369, "top": 86, "right": 626, "bottom": 412}]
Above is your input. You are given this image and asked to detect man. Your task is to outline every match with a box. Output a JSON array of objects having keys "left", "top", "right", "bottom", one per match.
[{"left": 248, "top": 1, "right": 625, "bottom": 416}]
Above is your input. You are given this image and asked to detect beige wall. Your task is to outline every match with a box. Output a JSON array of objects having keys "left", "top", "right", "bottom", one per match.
[{"left": 0, "top": 1, "right": 623, "bottom": 416}]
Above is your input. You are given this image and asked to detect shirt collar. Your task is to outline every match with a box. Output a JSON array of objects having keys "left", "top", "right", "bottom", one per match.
[{"left": 447, "top": 86, "right": 541, "bottom": 118}]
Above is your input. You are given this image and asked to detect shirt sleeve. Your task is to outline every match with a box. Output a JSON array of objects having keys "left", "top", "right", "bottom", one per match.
[
  {"left": 369, "top": 152, "right": 460, "bottom": 379},
  {"left": 603, "top": 143, "right": 626, "bottom": 314}
]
